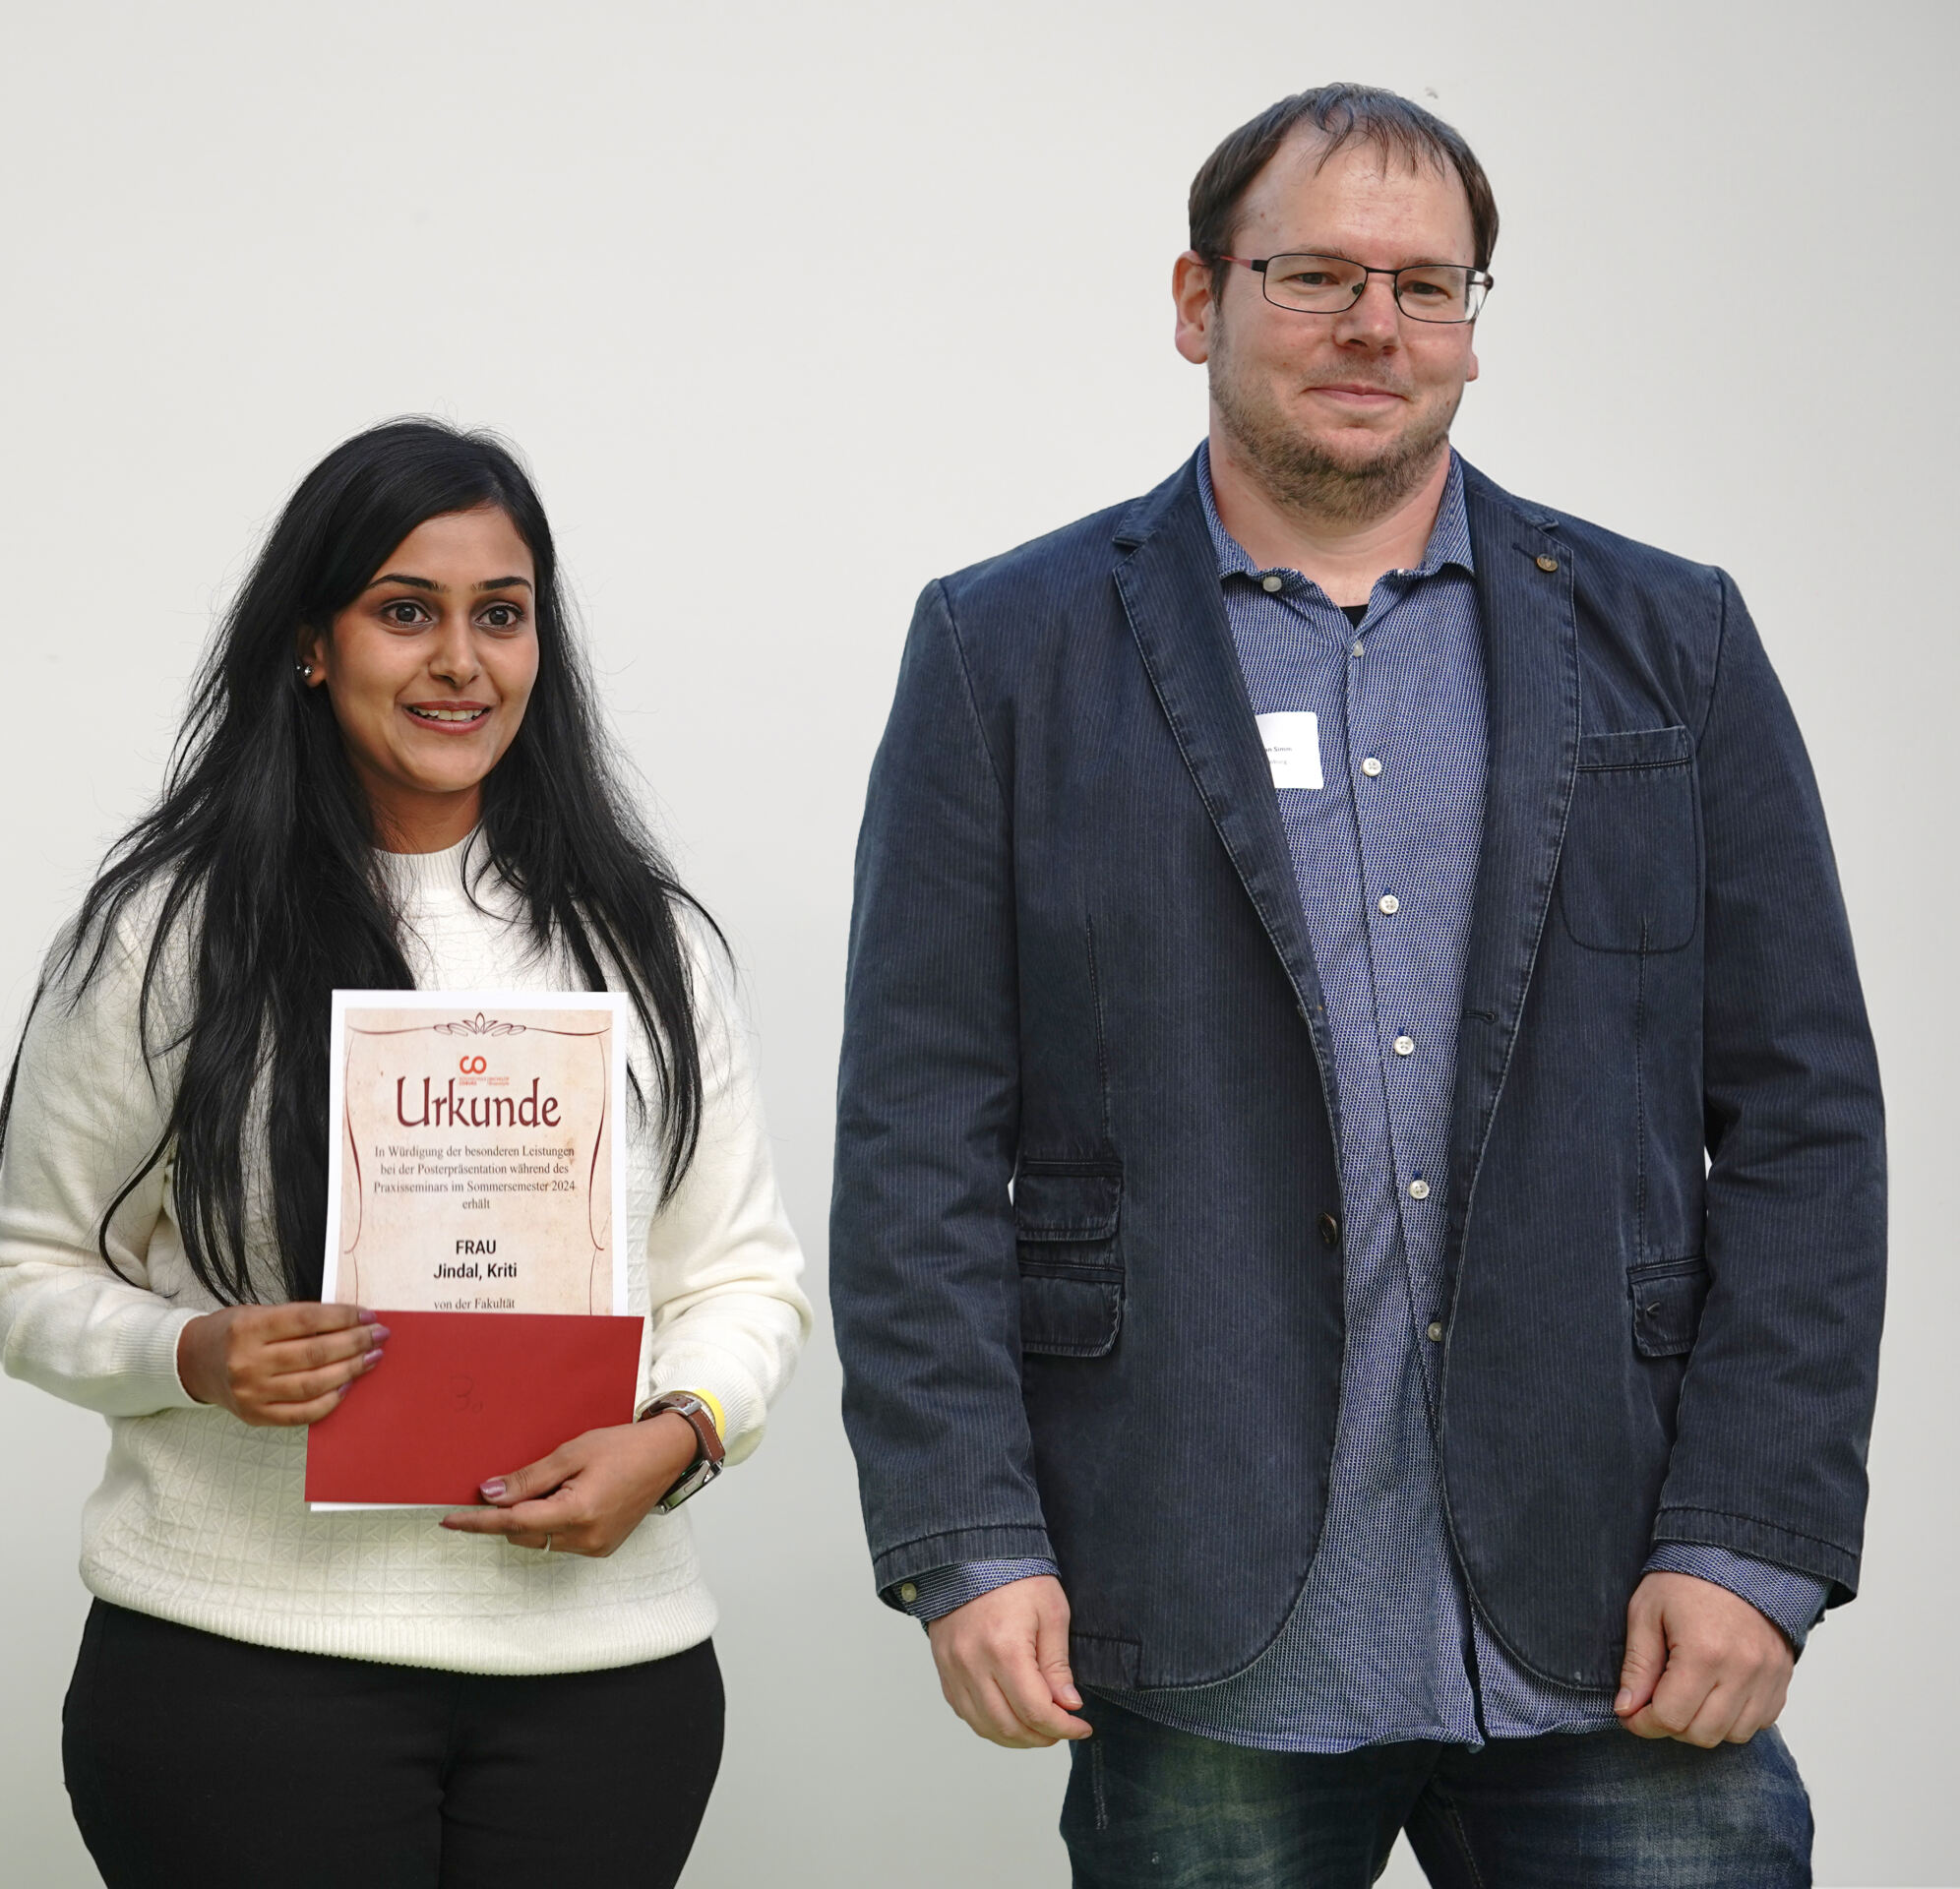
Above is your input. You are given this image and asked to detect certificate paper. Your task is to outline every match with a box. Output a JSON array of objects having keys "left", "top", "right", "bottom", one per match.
[{"left": 323, "top": 990, "right": 630, "bottom": 1316}]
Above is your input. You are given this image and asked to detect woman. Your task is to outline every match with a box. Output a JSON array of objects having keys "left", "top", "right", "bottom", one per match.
[{"left": 0, "top": 420, "right": 809, "bottom": 1887}]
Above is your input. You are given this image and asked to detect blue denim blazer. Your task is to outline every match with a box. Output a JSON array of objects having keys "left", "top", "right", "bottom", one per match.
[{"left": 829, "top": 454, "right": 1885, "bottom": 1695}]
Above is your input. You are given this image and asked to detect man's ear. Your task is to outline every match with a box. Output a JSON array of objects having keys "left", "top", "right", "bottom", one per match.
[{"left": 1172, "top": 251, "right": 1217, "bottom": 366}]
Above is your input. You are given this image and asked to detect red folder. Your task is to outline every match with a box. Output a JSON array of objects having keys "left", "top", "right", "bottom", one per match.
[{"left": 304, "top": 1310, "right": 643, "bottom": 1506}]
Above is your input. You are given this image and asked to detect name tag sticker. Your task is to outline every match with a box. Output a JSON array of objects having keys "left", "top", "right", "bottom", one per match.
[{"left": 1256, "top": 711, "right": 1323, "bottom": 790}]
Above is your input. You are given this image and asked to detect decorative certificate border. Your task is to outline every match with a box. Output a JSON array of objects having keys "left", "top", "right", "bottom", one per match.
[{"left": 321, "top": 988, "right": 632, "bottom": 1315}]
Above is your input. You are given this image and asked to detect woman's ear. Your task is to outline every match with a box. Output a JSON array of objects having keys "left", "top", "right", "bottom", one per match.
[{"left": 296, "top": 627, "right": 329, "bottom": 686}]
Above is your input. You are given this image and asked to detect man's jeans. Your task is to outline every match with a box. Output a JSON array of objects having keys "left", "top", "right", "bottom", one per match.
[{"left": 1062, "top": 1696, "right": 1811, "bottom": 1888}]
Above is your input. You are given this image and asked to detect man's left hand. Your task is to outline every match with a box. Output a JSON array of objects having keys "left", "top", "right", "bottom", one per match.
[{"left": 1615, "top": 1571, "right": 1794, "bottom": 1745}]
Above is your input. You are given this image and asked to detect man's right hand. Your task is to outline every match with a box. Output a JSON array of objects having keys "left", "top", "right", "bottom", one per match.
[
  {"left": 176, "top": 1303, "right": 387, "bottom": 1426},
  {"left": 926, "top": 1573, "right": 1093, "bottom": 1747}
]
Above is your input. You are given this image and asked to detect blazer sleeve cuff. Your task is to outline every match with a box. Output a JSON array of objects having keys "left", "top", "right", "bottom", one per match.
[
  {"left": 872, "top": 1524, "right": 1056, "bottom": 1597},
  {"left": 1651, "top": 1505, "right": 1859, "bottom": 1605}
]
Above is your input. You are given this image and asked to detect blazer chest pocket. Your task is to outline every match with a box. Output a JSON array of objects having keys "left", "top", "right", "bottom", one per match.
[
  {"left": 1559, "top": 726, "right": 1699, "bottom": 953},
  {"left": 1628, "top": 1255, "right": 1710, "bottom": 1358},
  {"left": 1014, "top": 1163, "right": 1124, "bottom": 1359}
]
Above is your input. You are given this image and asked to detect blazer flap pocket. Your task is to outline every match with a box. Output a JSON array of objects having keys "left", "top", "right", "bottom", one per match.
[
  {"left": 1013, "top": 1166, "right": 1121, "bottom": 1243},
  {"left": 1629, "top": 1258, "right": 1710, "bottom": 1358},
  {"left": 1578, "top": 725, "right": 1692, "bottom": 771},
  {"left": 1019, "top": 1272, "right": 1124, "bottom": 1359}
]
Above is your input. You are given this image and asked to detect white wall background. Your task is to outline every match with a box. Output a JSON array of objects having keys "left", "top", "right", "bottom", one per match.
[{"left": 1, "top": 2, "right": 1953, "bottom": 1883}]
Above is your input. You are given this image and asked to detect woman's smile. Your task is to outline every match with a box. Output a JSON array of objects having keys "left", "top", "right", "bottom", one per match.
[{"left": 403, "top": 700, "right": 495, "bottom": 731}]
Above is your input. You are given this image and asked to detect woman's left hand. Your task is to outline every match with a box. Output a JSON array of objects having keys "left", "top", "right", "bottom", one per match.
[{"left": 439, "top": 1414, "right": 700, "bottom": 1557}]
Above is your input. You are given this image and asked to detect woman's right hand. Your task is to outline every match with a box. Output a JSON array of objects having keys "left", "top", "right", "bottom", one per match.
[{"left": 176, "top": 1304, "right": 387, "bottom": 1426}]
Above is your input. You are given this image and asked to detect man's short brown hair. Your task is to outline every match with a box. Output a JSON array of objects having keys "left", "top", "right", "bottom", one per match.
[{"left": 1189, "top": 84, "right": 1499, "bottom": 286}]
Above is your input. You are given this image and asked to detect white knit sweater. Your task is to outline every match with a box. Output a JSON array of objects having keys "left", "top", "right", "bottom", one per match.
[{"left": 0, "top": 837, "right": 810, "bottom": 1675}]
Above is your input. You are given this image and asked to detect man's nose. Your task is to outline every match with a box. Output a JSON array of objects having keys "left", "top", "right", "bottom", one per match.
[{"left": 1330, "top": 274, "right": 1401, "bottom": 345}]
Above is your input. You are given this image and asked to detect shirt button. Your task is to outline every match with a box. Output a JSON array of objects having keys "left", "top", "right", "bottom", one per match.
[
  {"left": 1427, "top": 1320, "right": 1444, "bottom": 1342},
  {"left": 1260, "top": 573, "right": 1284, "bottom": 593},
  {"left": 1393, "top": 1035, "right": 1415, "bottom": 1056},
  {"left": 1535, "top": 554, "right": 1560, "bottom": 574},
  {"left": 1351, "top": 640, "right": 1365, "bottom": 658},
  {"left": 1317, "top": 1212, "right": 1341, "bottom": 1249},
  {"left": 898, "top": 1582, "right": 918, "bottom": 1604},
  {"left": 1408, "top": 1179, "right": 1431, "bottom": 1200},
  {"left": 1378, "top": 894, "right": 1400, "bottom": 915},
  {"left": 1361, "top": 757, "right": 1383, "bottom": 776}
]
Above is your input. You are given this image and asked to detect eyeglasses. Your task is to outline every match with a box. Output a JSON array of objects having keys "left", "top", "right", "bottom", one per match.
[{"left": 1220, "top": 253, "right": 1493, "bottom": 325}]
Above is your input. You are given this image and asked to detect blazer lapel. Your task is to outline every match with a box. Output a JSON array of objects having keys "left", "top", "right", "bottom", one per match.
[
  {"left": 1111, "top": 459, "right": 1338, "bottom": 1120},
  {"left": 1447, "top": 465, "right": 1582, "bottom": 1246}
]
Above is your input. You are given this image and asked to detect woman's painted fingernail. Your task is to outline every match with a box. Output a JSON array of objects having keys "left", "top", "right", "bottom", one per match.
[
  {"left": 480, "top": 1479, "right": 507, "bottom": 1500},
  {"left": 357, "top": 1308, "right": 378, "bottom": 1324},
  {"left": 370, "top": 1325, "right": 392, "bottom": 1344},
  {"left": 364, "top": 1346, "right": 385, "bottom": 1367}
]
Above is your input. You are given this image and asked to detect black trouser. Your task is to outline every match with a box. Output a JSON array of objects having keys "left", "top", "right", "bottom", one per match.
[{"left": 63, "top": 1599, "right": 723, "bottom": 1889}]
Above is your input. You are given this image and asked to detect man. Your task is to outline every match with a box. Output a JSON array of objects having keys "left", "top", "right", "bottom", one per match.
[{"left": 830, "top": 84, "right": 1883, "bottom": 1887}]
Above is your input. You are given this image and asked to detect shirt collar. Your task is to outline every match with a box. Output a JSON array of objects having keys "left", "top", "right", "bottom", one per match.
[{"left": 1195, "top": 440, "right": 1475, "bottom": 584}]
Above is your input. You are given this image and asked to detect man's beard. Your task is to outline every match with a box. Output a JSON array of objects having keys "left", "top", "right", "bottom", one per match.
[{"left": 1210, "top": 346, "right": 1459, "bottom": 526}]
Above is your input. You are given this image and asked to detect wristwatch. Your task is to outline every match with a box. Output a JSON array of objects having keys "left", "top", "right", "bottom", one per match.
[{"left": 643, "top": 1390, "right": 726, "bottom": 1510}]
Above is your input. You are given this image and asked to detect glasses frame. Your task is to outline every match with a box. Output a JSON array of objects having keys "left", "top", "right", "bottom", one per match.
[{"left": 1220, "top": 253, "right": 1494, "bottom": 325}]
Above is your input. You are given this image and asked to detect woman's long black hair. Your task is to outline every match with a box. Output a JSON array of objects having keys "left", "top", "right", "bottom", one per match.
[{"left": 0, "top": 418, "right": 712, "bottom": 1306}]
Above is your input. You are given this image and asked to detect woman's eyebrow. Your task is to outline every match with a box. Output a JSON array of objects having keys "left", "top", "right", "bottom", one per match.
[{"left": 360, "top": 573, "right": 533, "bottom": 593}]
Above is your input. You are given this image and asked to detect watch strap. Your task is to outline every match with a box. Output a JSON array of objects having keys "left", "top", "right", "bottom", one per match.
[{"left": 644, "top": 1390, "right": 726, "bottom": 1510}]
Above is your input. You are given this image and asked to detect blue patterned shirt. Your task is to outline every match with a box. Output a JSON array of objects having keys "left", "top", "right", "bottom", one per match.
[{"left": 894, "top": 448, "right": 1828, "bottom": 1750}]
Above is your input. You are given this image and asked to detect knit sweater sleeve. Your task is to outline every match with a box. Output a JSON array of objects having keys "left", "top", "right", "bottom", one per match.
[
  {"left": 636, "top": 913, "right": 811, "bottom": 1463},
  {"left": 0, "top": 913, "right": 203, "bottom": 1417}
]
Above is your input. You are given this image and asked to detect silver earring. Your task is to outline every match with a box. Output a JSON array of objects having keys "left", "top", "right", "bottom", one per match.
[{"left": 297, "top": 662, "right": 314, "bottom": 680}]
